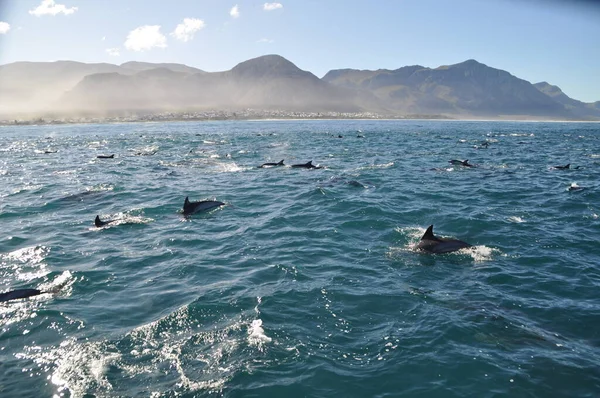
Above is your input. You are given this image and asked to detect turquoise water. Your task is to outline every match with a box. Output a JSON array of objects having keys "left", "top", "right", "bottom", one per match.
[{"left": 1, "top": 120, "right": 599, "bottom": 397}]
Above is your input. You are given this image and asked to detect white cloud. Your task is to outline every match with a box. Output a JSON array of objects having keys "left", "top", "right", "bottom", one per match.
[
  {"left": 230, "top": 5, "right": 240, "bottom": 18},
  {"left": 29, "top": 0, "right": 78, "bottom": 17},
  {"left": 263, "top": 3, "right": 283, "bottom": 11},
  {"left": 257, "top": 38, "right": 274, "bottom": 43},
  {"left": 0, "top": 22, "right": 10, "bottom": 34},
  {"left": 124, "top": 25, "right": 167, "bottom": 52},
  {"left": 171, "top": 18, "right": 205, "bottom": 42},
  {"left": 105, "top": 48, "right": 120, "bottom": 56},
  {"left": 101, "top": 36, "right": 106, "bottom": 41}
]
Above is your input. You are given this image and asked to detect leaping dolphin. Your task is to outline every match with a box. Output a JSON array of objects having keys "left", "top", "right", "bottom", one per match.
[
  {"left": 183, "top": 196, "right": 225, "bottom": 216},
  {"left": 291, "top": 161, "right": 322, "bottom": 169},
  {"left": 259, "top": 160, "right": 284, "bottom": 168},
  {"left": 0, "top": 288, "right": 43, "bottom": 303},
  {"left": 449, "top": 159, "right": 474, "bottom": 168},
  {"left": 416, "top": 225, "right": 472, "bottom": 254}
]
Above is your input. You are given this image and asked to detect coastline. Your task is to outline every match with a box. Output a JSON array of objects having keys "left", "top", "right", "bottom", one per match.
[{"left": 1, "top": 109, "right": 598, "bottom": 127}]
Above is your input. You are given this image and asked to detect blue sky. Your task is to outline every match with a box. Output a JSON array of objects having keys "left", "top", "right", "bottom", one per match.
[{"left": 0, "top": 0, "right": 599, "bottom": 102}]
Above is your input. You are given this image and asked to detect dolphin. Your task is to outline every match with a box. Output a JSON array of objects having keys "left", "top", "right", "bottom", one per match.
[
  {"left": 553, "top": 164, "right": 581, "bottom": 170},
  {"left": 416, "top": 225, "right": 472, "bottom": 254},
  {"left": 568, "top": 183, "right": 585, "bottom": 192},
  {"left": 95, "top": 215, "right": 116, "bottom": 228},
  {"left": 97, "top": 154, "right": 115, "bottom": 159},
  {"left": 59, "top": 190, "right": 105, "bottom": 203},
  {"left": 291, "top": 161, "right": 322, "bottom": 169},
  {"left": 259, "top": 160, "right": 284, "bottom": 168},
  {"left": 449, "top": 159, "right": 474, "bottom": 168},
  {"left": 183, "top": 196, "right": 225, "bottom": 216},
  {"left": 0, "top": 288, "right": 43, "bottom": 303}
]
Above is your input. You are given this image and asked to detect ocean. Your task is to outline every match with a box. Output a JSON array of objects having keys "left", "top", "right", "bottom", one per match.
[{"left": 0, "top": 119, "right": 599, "bottom": 397}]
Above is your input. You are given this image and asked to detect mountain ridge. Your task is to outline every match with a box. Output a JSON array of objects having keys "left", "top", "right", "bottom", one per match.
[{"left": 0, "top": 55, "right": 598, "bottom": 120}]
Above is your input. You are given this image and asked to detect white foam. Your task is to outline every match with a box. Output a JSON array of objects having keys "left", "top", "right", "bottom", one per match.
[
  {"left": 254, "top": 296, "right": 262, "bottom": 314},
  {"left": 21, "top": 305, "right": 245, "bottom": 397},
  {"left": 41, "top": 338, "right": 119, "bottom": 396},
  {"left": 465, "top": 245, "right": 499, "bottom": 262},
  {"left": 247, "top": 319, "right": 272, "bottom": 347},
  {"left": 395, "top": 226, "right": 427, "bottom": 245},
  {"left": 12, "top": 183, "right": 43, "bottom": 194},
  {"left": 507, "top": 216, "right": 525, "bottom": 223},
  {"left": 53, "top": 169, "right": 78, "bottom": 175},
  {"left": 216, "top": 162, "right": 247, "bottom": 173},
  {"left": 39, "top": 270, "right": 75, "bottom": 295},
  {"left": 87, "top": 184, "right": 114, "bottom": 193},
  {"left": 359, "top": 162, "right": 394, "bottom": 170},
  {"left": 4, "top": 245, "right": 49, "bottom": 265},
  {"left": 132, "top": 145, "right": 159, "bottom": 155}
]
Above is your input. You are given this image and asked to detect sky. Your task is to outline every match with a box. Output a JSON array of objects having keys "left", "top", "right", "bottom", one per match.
[{"left": 0, "top": 0, "right": 599, "bottom": 102}]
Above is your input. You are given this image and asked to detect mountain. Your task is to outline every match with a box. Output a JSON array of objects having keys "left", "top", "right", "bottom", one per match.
[
  {"left": 323, "top": 60, "right": 570, "bottom": 118},
  {"left": 223, "top": 54, "right": 372, "bottom": 112},
  {"left": 533, "top": 82, "right": 600, "bottom": 119},
  {"left": 59, "top": 55, "right": 373, "bottom": 115},
  {"left": 0, "top": 60, "right": 204, "bottom": 116},
  {"left": 0, "top": 61, "right": 125, "bottom": 115},
  {"left": 120, "top": 61, "right": 205, "bottom": 74},
  {"left": 1, "top": 55, "right": 598, "bottom": 119},
  {"left": 59, "top": 69, "right": 198, "bottom": 114}
]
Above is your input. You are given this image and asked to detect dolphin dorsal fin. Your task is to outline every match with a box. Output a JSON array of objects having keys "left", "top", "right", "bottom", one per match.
[
  {"left": 95, "top": 215, "right": 102, "bottom": 227},
  {"left": 307, "top": 161, "right": 313, "bottom": 166},
  {"left": 421, "top": 225, "right": 435, "bottom": 240},
  {"left": 184, "top": 196, "right": 189, "bottom": 204},
  {"left": 278, "top": 160, "right": 284, "bottom": 165},
  {"left": 566, "top": 164, "right": 570, "bottom": 169}
]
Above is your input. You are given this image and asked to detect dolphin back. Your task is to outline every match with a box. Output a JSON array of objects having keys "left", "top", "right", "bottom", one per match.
[
  {"left": 421, "top": 225, "right": 438, "bottom": 241},
  {"left": 95, "top": 215, "right": 115, "bottom": 227},
  {"left": 183, "top": 197, "right": 225, "bottom": 215},
  {"left": 259, "top": 160, "right": 285, "bottom": 168},
  {"left": 417, "top": 225, "right": 472, "bottom": 254},
  {"left": 421, "top": 240, "right": 472, "bottom": 254},
  {"left": 0, "top": 288, "right": 42, "bottom": 303},
  {"left": 292, "top": 160, "right": 313, "bottom": 168}
]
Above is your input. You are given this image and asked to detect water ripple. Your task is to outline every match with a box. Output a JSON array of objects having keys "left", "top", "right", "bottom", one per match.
[{"left": 1, "top": 120, "right": 599, "bottom": 397}]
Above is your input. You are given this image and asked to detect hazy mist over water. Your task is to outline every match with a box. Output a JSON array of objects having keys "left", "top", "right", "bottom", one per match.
[
  {"left": 2, "top": 55, "right": 599, "bottom": 120},
  {"left": 1, "top": 120, "right": 599, "bottom": 397}
]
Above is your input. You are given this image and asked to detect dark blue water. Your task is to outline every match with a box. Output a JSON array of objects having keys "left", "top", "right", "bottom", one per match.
[{"left": 1, "top": 120, "right": 599, "bottom": 397}]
